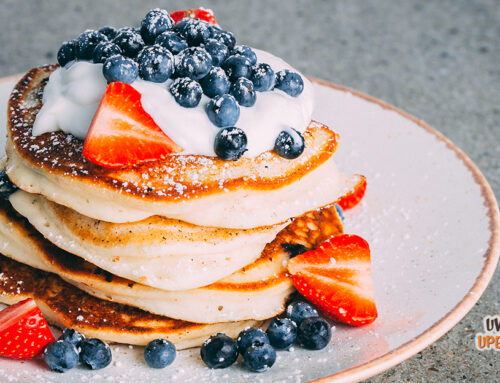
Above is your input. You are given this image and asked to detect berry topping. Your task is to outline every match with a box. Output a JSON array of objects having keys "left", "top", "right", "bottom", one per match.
[
  {"left": 137, "top": 45, "right": 174, "bottom": 82},
  {"left": 335, "top": 175, "right": 367, "bottom": 210},
  {"left": 0, "top": 170, "right": 18, "bottom": 199},
  {"left": 140, "top": 8, "right": 175, "bottom": 44},
  {"left": 275, "top": 69, "right": 304, "bottom": 97},
  {"left": 236, "top": 327, "right": 270, "bottom": 353},
  {"left": 242, "top": 342, "right": 276, "bottom": 373},
  {"left": 175, "top": 46, "right": 212, "bottom": 80},
  {"left": 144, "top": 338, "right": 176, "bottom": 369},
  {"left": 274, "top": 128, "right": 305, "bottom": 159},
  {"left": 102, "top": 55, "right": 138, "bottom": 84},
  {"left": 155, "top": 31, "right": 188, "bottom": 54},
  {"left": 183, "top": 19, "right": 211, "bottom": 46},
  {"left": 57, "top": 40, "right": 77, "bottom": 67},
  {"left": 92, "top": 41, "right": 122, "bottom": 64},
  {"left": 210, "top": 27, "right": 236, "bottom": 49},
  {"left": 0, "top": 298, "right": 54, "bottom": 359},
  {"left": 170, "top": 9, "right": 217, "bottom": 25},
  {"left": 285, "top": 301, "right": 319, "bottom": 326},
  {"left": 79, "top": 338, "right": 112, "bottom": 370},
  {"left": 200, "top": 333, "right": 238, "bottom": 369},
  {"left": 287, "top": 235, "right": 378, "bottom": 326},
  {"left": 98, "top": 26, "right": 118, "bottom": 40},
  {"left": 250, "top": 63, "right": 275, "bottom": 92},
  {"left": 230, "top": 77, "right": 256, "bottom": 107},
  {"left": 83, "top": 82, "right": 181, "bottom": 168},
  {"left": 204, "top": 39, "right": 229, "bottom": 67},
  {"left": 75, "top": 30, "right": 107, "bottom": 60},
  {"left": 59, "top": 328, "right": 85, "bottom": 349},
  {"left": 334, "top": 203, "right": 345, "bottom": 221},
  {"left": 206, "top": 94, "right": 240, "bottom": 128},
  {"left": 232, "top": 45, "right": 257, "bottom": 65},
  {"left": 266, "top": 318, "right": 297, "bottom": 349},
  {"left": 199, "top": 67, "right": 230, "bottom": 98},
  {"left": 112, "top": 29, "right": 145, "bottom": 58},
  {"left": 214, "top": 127, "right": 247, "bottom": 161},
  {"left": 43, "top": 340, "right": 79, "bottom": 373},
  {"left": 222, "top": 55, "right": 252, "bottom": 81},
  {"left": 169, "top": 77, "right": 203, "bottom": 108},
  {"left": 297, "top": 317, "right": 332, "bottom": 350}
]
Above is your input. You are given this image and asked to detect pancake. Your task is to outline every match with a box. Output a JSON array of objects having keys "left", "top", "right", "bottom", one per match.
[{"left": 5, "top": 65, "right": 359, "bottom": 228}]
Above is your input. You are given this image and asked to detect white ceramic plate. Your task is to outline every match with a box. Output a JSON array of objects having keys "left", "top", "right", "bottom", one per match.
[{"left": 0, "top": 75, "right": 498, "bottom": 383}]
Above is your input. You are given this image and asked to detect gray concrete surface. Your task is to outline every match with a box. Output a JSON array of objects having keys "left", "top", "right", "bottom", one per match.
[{"left": 0, "top": 0, "right": 499, "bottom": 381}]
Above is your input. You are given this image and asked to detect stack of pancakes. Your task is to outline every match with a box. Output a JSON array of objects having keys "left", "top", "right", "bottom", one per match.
[{"left": 0, "top": 66, "right": 359, "bottom": 348}]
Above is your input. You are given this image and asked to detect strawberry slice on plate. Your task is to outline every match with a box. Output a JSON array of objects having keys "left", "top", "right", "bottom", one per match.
[
  {"left": 287, "top": 234, "right": 378, "bottom": 326},
  {"left": 170, "top": 8, "right": 217, "bottom": 25},
  {"left": 83, "top": 82, "right": 182, "bottom": 169},
  {"left": 335, "top": 175, "right": 367, "bottom": 210},
  {"left": 0, "top": 298, "right": 55, "bottom": 359}
]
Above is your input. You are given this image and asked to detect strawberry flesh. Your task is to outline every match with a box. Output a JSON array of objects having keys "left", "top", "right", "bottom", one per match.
[
  {"left": 336, "top": 175, "right": 367, "bottom": 210},
  {"left": 170, "top": 9, "right": 217, "bottom": 25}
]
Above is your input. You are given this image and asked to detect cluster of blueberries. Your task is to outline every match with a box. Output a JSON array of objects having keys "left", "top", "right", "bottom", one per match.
[{"left": 56, "top": 8, "right": 306, "bottom": 161}]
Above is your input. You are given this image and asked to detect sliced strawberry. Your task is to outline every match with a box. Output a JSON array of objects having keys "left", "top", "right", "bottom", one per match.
[
  {"left": 83, "top": 82, "right": 182, "bottom": 169},
  {"left": 170, "top": 8, "right": 217, "bottom": 25},
  {"left": 287, "top": 234, "right": 377, "bottom": 326},
  {"left": 335, "top": 175, "right": 367, "bottom": 210},
  {"left": 0, "top": 298, "right": 54, "bottom": 359}
]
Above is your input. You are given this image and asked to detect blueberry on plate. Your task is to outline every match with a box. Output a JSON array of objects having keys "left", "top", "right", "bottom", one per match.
[
  {"left": 286, "top": 301, "right": 319, "bottom": 326},
  {"left": 298, "top": 317, "right": 332, "bottom": 350},
  {"left": 232, "top": 45, "right": 257, "bottom": 66},
  {"left": 334, "top": 203, "right": 345, "bottom": 222},
  {"left": 0, "top": 171, "right": 17, "bottom": 199},
  {"left": 176, "top": 47, "right": 212, "bottom": 80},
  {"left": 80, "top": 338, "right": 112, "bottom": 370},
  {"left": 206, "top": 94, "right": 240, "bottom": 128},
  {"left": 57, "top": 40, "right": 77, "bottom": 67},
  {"left": 242, "top": 341, "right": 276, "bottom": 373},
  {"left": 214, "top": 127, "right": 247, "bottom": 161},
  {"left": 59, "top": 328, "right": 85, "bottom": 349},
  {"left": 250, "top": 63, "right": 275, "bottom": 92},
  {"left": 274, "top": 128, "right": 305, "bottom": 159},
  {"left": 155, "top": 31, "right": 188, "bottom": 55},
  {"left": 75, "top": 30, "right": 107, "bottom": 60},
  {"left": 102, "top": 55, "right": 138, "bottom": 83},
  {"left": 137, "top": 45, "right": 174, "bottom": 82},
  {"left": 43, "top": 340, "right": 79, "bottom": 373},
  {"left": 98, "top": 26, "right": 118, "bottom": 40},
  {"left": 200, "top": 333, "right": 238, "bottom": 369},
  {"left": 144, "top": 338, "right": 176, "bottom": 368},
  {"left": 112, "top": 29, "right": 145, "bottom": 58},
  {"left": 274, "top": 69, "right": 304, "bottom": 97},
  {"left": 204, "top": 39, "right": 229, "bottom": 67},
  {"left": 199, "top": 67, "right": 230, "bottom": 98},
  {"left": 266, "top": 317, "right": 297, "bottom": 349},
  {"left": 169, "top": 77, "right": 203, "bottom": 108},
  {"left": 222, "top": 55, "right": 252, "bottom": 81},
  {"left": 230, "top": 77, "right": 256, "bottom": 107},
  {"left": 209, "top": 27, "right": 236, "bottom": 49},
  {"left": 183, "top": 19, "right": 211, "bottom": 46},
  {"left": 140, "top": 8, "right": 175, "bottom": 44},
  {"left": 92, "top": 41, "right": 122, "bottom": 64},
  {"left": 237, "top": 327, "right": 270, "bottom": 353}
]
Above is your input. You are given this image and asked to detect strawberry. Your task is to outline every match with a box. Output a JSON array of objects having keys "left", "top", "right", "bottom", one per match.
[
  {"left": 83, "top": 82, "right": 182, "bottom": 169},
  {"left": 287, "top": 234, "right": 378, "bottom": 326},
  {"left": 0, "top": 298, "right": 54, "bottom": 359},
  {"left": 335, "top": 175, "right": 367, "bottom": 210},
  {"left": 170, "top": 8, "right": 217, "bottom": 25}
]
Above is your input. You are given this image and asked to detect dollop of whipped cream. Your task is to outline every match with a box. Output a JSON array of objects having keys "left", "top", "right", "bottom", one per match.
[{"left": 33, "top": 48, "right": 314, "bottom": 157}]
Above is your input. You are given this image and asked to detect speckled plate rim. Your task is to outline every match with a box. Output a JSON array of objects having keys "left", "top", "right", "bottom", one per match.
[{"left": 0, "top": 74, "right": 498, "bottom": 383}]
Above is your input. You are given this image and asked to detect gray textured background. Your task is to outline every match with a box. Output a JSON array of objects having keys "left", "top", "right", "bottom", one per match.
[{"left": 0, "top": 0, "right": 499, "bottom": 381}]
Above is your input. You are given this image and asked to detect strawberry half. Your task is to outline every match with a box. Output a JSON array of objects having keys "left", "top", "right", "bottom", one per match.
[
  {"left": 83, "top": 82, "right": 182, "bottom": 169},
  {"left": 335, "top": 175, "right": 367, "bottom": 210},
  {"left": 287, "top": 234, "right": 378, "bottom": 326},
  {"left": 170, "top": 8, "right": 217, "bottom": 25},
  {"left": 0, "top": 298, "right": 54, "bottom": 359}
]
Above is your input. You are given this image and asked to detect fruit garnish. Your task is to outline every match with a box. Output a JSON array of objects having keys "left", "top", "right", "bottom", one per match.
[
  {"left": 335, "top": 175, "right": 367, "bottom": 210},
  {"left": 0, "top": 298, "right": 55, "bottom": 359},
  {"left": 170, "top": 8, "right": 217, "bottom": 25},
  {"left": 287, "top": 234, "right": 378, "bottom": 326},
  {"left": 83, "top": 82, "right": 182, "bottom": 169}
]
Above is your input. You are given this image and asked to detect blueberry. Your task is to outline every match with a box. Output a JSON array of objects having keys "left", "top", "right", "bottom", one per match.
[
  {"left": 112, "top": 30, "right": 145, "bottom": 58},
  {"left": 184, "top": 19, "right": 210, "bottom": 46},
  {"left": 176, "top": 47, "right": 212, "bottom": 80},
  {"left": 214, "top": 127, "right": 247, "bottom": 161},
  {"left": 298, "top": 317, "right": 332, "bottom": 350},
  {"left": 92, "top": 41, "right": 122, "bottom": 64},
  {"left": 250, "top": 63, "right": 275, "bottom": 92},
  {"left": 232, "top": 45, "right": 257, "bottom": 65},
  {"left": 334, "top": 203, "right": 345, "bottom": 222},
  {"left": 173, "top": 18, "right": 191, "bottom": 36},
  {"left": 155, "top": 31, "right": 188, "bottom": 55},
  {"left": 144, "top": 338, "right": 176, "bottom": 369},
  {"left": 0, "top": 171, "right": 17, "bottom": 199},
  {"left": 274, "top": 128, "right": 305, "bottom": 159},
  {"left": 230, "top": 77, "right": 256, "bottom": 107},
  {"left": 237, "top": 327, "right": 270, "bottom": 353},
  {"left": 137, "top": 45, "right": 174, "bottom": 82},
  {"left": 75, "top": 30, "right": 107, "bottom": 60},
  {"left": 43, "top": 340, "right": 79, "bottom": 373},
  {"left": 209, "top": 27, "right": 236, "bottom": 49},
  {"left": 275, "top": 69, "right": 304, "bottom": 97},
  {"left": 199, "top": 67, "right": 230, "bottom": 98},
  {"left": 286, "top": 301, "right": 319, "bottom": 326},
  {"left": 242, "top": 342, "right": 276, "bottom": 373},
  {"left": 169, "top": 77, "right": 202, "bottom": 108},
  {"left": 98, "top": 26, "right": 118, "bottom": 40},
  {"left": 200, "top": 333, "right": 238, "bottom": 369},
  {"left": 222, "top": 55, "right": 252, "bottom": 81},
  {"left": 103, "top": 55, "right": 138, "bottom": 83},
  {"left": 59, "top": 328, "right": 85, "bottom": 349},
  {"left": 80, "top": 338, "right": 112, "bottom": 370},
  {"left": 204, "top": 39, "right": 229, "bottom": 66},
  {"left": 57, "top": 40, "right": 77, "bottom": 67},
  {"left": 266, "top": 318, "right": 297, "bottom": 349},
  {"left": 206, "top": 94, "right": 240, "bottom": 128},
  {"left": 140, "top": 8, "right": 175, "bottom": 44}
]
